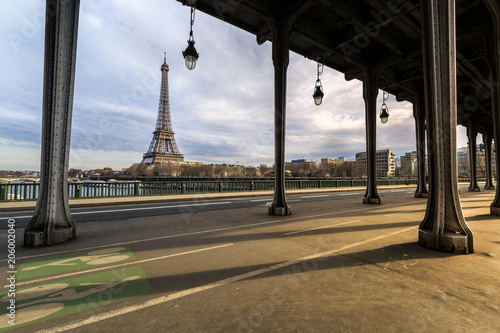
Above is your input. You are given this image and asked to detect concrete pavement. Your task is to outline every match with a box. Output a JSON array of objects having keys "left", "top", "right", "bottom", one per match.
[{"left": 1, "top": 188, "right": 499, "bottom": 332}]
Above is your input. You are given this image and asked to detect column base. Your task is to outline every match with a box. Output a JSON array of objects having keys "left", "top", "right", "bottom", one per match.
[
  {"left": 484, "top": 185, "right": 495, "bottom": 190},
  {"left": 491, "top": 206, "right": 500, "bottom": 216},
  {"left": 24, "top": 227, "right": 76, "bottom": 247},
  {"left": 418, "top": 229, "right": 470, "bottom": 254},
  {"left": 268, "top": 205, "right": 291, "bottom": 216},
  {"left": 468, "top": 187, "right": 481, "bottom": 192},
  {"left": 414, "top": 192, "right": 429, "bottom": 198},
  {"left": 363, "top": 196, "right": 381, "bottom": 204}
]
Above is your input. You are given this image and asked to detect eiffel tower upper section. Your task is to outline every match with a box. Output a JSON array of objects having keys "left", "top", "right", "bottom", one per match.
[{"left": 142, "top": 54, "right": 184, "bottom": 165}]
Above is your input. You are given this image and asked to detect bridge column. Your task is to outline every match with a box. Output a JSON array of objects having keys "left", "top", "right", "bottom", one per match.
[
  {"left": 414, "top": 93, "right": 428, "bottom": 198},
  {"left": 467, "top": 123, "right": 480, "bottom": 192},
  {"left": 483, "top": 131, "right": 495, "bottom": 190},
  {"left": 268, "top": 2, "right": 315, "bottom": 215},
  {"left": 418, "top": 0, "right": 473, "bottom": 253},
  {"left": 269, "top": 18, "right": 291, "bottom": 216},
  {"left": 484, "top": 0, "right": 500, "bottom": 215},
  {"left": 24, "top": 0, "right": 80, "bottom": 246},
  {"left": 362, "top": 68, "right": 381, "bottom": 204}
]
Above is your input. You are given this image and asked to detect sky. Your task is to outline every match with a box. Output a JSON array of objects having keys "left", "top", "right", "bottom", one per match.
[{"left": 0, "top": 0, "right": 469, "bottom": 171}]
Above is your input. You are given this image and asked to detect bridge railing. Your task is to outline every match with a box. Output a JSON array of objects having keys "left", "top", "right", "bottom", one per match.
[
  {"left": 0, "top": 178, "right": 482, "bottom": 202},
  {"left": 0, "top": 183, "right": 39, "bottom": 201}
]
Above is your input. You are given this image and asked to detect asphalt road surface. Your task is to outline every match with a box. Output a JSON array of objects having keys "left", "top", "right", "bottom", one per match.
[
  {"left": 1, "top": 184, "right": 475, "bottom": 230},
  {"left": 0, "top": 188, "right": 425, "bottom": 229}
]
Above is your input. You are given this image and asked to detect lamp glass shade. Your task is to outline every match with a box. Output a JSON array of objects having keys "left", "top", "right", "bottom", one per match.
[
  {"left": 314, "top": 95, "right": 323, "bottom": 106},
  {"left": 184, "top": 56, "right": 197, "bottom": 70}
]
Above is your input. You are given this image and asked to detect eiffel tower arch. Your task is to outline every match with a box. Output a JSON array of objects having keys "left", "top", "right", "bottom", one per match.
[{"left": 142, "top": 54, "right": 184, "bottom": 165}]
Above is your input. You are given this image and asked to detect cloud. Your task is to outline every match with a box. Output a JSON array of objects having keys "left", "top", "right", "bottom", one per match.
[
  {"left": 0, "top": 0, "right": 469, "bottom": 171},
  {"left": 0, "top": 138, "right": 40, "bottom": 170},
  {"left": 69, "top": 148, "right": 143, "bottom": 170}
]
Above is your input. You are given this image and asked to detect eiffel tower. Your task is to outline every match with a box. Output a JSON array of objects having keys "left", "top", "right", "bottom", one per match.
[{"left": 142, "top": 54, "right": 184, "bottom": 165}]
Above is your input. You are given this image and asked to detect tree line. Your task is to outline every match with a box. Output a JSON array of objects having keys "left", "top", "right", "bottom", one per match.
[{"left": 70, "top": 161, "right": 368, "bottom": 180}]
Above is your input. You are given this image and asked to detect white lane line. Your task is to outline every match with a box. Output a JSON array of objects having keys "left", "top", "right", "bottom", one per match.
[
  {"left": 338, "top": 193, "right": 357, "bottom": 196},
  {"left": 0, "top": 214, "right": 32, "bottom": 219},
  {"left": 0, "top": 202, "right": 233, "bottom": 220},
  {"left": 4, "top": 201, "right": 415, "bottom": 263},
  {"left": 383, "top": 210, "right": 420, "bottom": 217},
  {"left": 251, "top": 198, "right": 272, "bottom": 202},
  {"left": 299, "top": 194, "right": 330, "bottom": 199},
  {"left": 10, "top": 244, "right": 233, "bottom": 288},
  {"left": 72, "top": 202, "right": 233, "bottom": 215},
  {"left": 284, "top": 220, "right": 361, "bottom": 236},
  {"left": 37, "top": 226, "right": 417, "bottom": 333},
  {"left": 390, "top": 190, "right": 406, "bottom": 192}
]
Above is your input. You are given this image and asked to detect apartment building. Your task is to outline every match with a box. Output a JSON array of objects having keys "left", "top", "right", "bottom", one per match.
[{"left": 355, "top": 149, "right": 396, "bottom": 177}]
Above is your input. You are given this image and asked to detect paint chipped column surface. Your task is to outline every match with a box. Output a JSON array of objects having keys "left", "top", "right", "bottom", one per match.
[
  {"left": 24, "top": 0, "right": 80, "bottom": 246},
  {"left": 418, "top": 0, "right": 473, "bottom": 253}
]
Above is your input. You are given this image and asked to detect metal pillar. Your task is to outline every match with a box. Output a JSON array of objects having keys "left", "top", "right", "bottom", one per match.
[
  {"left": 269, "top": 18, "right": 291, "bottom": 216},
  {"left": 414, "top": 93, "right": 428, "bottom": 198},
  {"left": 267, "top": 1, "right": 315, "bottom": 216},
  {"left": 467, "top": 123, "right": 480, "bottom": 192},
  {"left": 362, "top": 68, "right": 381, "bottom": 204},
  {"left": 24, "top": 0, "right": 80, "bottom": 246},
  {"left": 418, "top": 0, "right": 473, "bottom": 254},
  {"left": 483, "top": 131, "right": 495, "bottom": 190},
  {"left": 484, "top": 0, "right": 500, "bottom": 215}
]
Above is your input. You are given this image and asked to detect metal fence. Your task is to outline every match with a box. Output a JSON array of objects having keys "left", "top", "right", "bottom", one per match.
[{"left": 0, "top": 178, "right": 478, "bottom": 202}]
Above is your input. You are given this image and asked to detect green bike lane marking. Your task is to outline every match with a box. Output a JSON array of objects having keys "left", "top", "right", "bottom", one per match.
[
  {"left": 17, "top": 247, "right": 134, "bottom": 280},
  {"left": 1, "top": 244, "right": 233, "bottom": 330},
  {"left": 0, "top": 266, "right": 152, "bottom": 332}
]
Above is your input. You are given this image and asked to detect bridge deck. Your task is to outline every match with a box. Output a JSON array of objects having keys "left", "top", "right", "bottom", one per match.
[{"left": 2, "top": 190, "right": 499, "bottom": 332}]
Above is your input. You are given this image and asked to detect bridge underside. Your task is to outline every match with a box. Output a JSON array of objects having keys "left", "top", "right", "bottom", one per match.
[
  {"left": 177, "top": 0, "right": 500, "bottom": 254},
  {"left": 27, "top": 0, "right": 500, "bottom": 254}
]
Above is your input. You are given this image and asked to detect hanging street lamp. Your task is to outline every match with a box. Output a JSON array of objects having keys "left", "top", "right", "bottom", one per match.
[
  {"left": 313, "top": 80, "right": 324, "bottom": 106},
  {"left": 312, "top": 62, "right": 324, "bottom": 106},
  {"left": 379, "top": 89, "right": 389, "bottom": 124},
  {"left": 182, "top": 5, "right": 199, "bottom": 70}
]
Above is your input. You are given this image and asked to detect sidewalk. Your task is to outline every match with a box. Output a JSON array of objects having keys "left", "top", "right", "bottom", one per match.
[{"left": 0, "top": 185, "right": 418, "bottom": 212}]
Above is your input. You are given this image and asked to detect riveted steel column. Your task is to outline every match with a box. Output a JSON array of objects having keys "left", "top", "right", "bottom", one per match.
[
  {"left": 414, "top": 93, "right": 428, "bottom": 198},
  {"left": 267, "top": 1, "right": 315, "bottom": 215},
  {"left": 467, "top": 123, "right": 480, "bottom": 192},
  {"left": 483, "top": 131, "right": 495, "bottom": 190},
  {"left": 25, "top": 0, "right": 79, "bottom": 246},
  {"left": 362, "top": 68, "right": 381, "bottom": 204},
  {"left": 484, "top": 0, "right": 500, "bottom": 215},
  {"left": 269, "top": 20, "right": 291, "bottom": 216},
  {"left": 419, "top": 0, "right": 473, "bottom": 253}
]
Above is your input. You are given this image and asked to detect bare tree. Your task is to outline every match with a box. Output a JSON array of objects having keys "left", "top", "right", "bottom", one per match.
[
  {"left": 68, "top": 168, "right": 82, "bottom": 178},
  {"left": 258, "top": 164, "right": 272, "bottom": 177}
]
